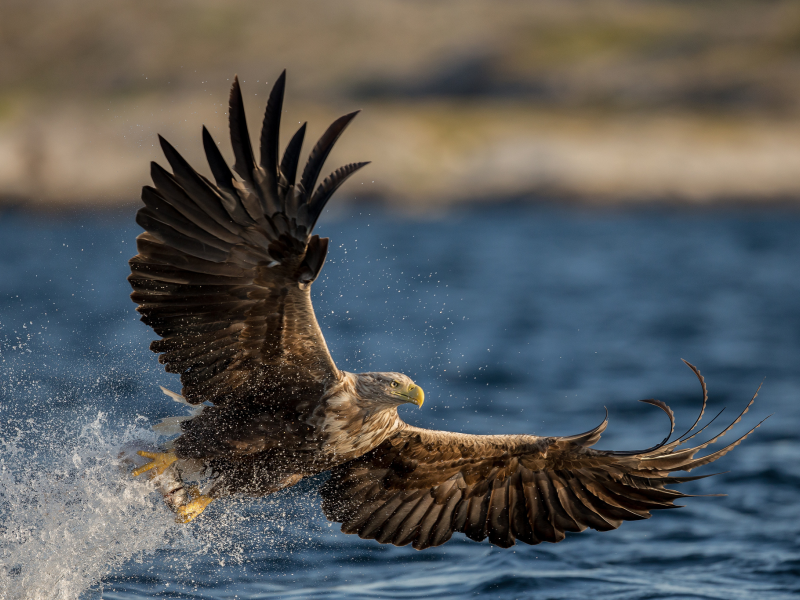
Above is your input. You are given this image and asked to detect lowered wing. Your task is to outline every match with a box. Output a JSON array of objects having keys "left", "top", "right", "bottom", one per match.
[{"left": 321, "top": 362, "right": 766, "bottom": 549}]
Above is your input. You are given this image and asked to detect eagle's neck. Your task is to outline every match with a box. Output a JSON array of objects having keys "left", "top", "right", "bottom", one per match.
[{"left": 319, "top": 372, "right": 403, "bottom": 463}]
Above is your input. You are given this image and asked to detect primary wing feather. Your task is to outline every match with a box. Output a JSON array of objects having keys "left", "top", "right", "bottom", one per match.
[{"left": 129, "top": 74, "right": 367, "bottom": 408}]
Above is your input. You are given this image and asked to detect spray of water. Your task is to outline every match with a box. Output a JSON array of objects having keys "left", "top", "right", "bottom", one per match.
[{"left": 0, "top": 412, "right": 177, "bottom": 600}]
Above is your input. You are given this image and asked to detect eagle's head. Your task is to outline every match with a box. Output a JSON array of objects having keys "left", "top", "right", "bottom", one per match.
[{"left": 354, "top": 372, "right": 425, "bottom": 408}]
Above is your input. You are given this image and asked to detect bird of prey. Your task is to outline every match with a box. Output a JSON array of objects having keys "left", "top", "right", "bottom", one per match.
[{"left": 129, "top": 71, "right": 764, "bottom": 549}]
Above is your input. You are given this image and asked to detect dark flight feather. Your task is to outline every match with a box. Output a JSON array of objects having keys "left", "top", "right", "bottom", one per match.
[
  {"left": 306, "top": 162, "right": 370, "bottom": 229},
  {"left": 280, "top": 123, "right": 307, "bottom": 189},
  {"left": 158, "top": 135, "right": 242, "bottom": 236},
  {"left": 259, "top": 69, "right": 286, "bottom": 209},
  {"left": 202, "top": 127, "right": 240, "bottom": 201},
  {"left": 299, "top": 111, "right": 360, "bottom": 202},
  {"left": 228, "top": 76, "right": 257, "bottom": 187}
]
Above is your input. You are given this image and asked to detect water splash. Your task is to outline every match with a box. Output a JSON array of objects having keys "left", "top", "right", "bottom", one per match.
[
  {"left": 0, "top": 412, "right": 176, "bottom": 600},
  {"left": 0, "top": 384, "right": 326, "bottom": 600}
]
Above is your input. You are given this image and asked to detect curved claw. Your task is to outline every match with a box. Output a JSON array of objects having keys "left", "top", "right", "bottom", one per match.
[
  {"left": 132, "top": 450, "right": 178, "bottom": 477},
  {"left": 175, "top": 487, "right": 213, "bottom": 523}
]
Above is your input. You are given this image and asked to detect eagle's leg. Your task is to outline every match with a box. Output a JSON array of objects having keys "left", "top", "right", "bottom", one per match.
[
  {"left": 132, "top": 450, "right": 178, "bottom": 477},
  {"left": 175, "top": 486, "right": 214, "bottom": 523}
]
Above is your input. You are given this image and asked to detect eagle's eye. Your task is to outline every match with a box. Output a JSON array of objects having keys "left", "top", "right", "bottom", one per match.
[{"left": 390, "top": 381, "right": 399, "bottom": 388}]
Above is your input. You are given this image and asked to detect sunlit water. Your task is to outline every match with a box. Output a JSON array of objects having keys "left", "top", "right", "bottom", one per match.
[{"left": 0, "top": 205, "right": 798, "bottom": 599}]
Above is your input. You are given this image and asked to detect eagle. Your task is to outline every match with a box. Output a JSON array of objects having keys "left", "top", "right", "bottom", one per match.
[{"left": 129, "top": 71, "right": 764, "bottom": 549}]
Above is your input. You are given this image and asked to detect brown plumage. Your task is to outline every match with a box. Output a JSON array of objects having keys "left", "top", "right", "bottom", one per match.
[{"left": 129, "top": 71, "right": 765, "bottom": 545}]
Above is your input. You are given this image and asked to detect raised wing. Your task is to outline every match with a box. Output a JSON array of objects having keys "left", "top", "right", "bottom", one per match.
[
  {"left": 129, "top": 71, "right": 369, "bottom": 405},
  {"left": 321, "top": 362, "right": 766, "bottom": 549}
]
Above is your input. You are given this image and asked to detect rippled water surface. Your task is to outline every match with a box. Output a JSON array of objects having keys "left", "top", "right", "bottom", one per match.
[{"left": 1, "top": 205, "right": 798, "bottom": 599}]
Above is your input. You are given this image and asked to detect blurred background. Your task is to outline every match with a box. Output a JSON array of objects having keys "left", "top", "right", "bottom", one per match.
[
  {"left": 4, "top": 0, "right": 800, "bottom": 210},
  {"left": 2, "top": 2, "right": 799, "bottom": 598}
]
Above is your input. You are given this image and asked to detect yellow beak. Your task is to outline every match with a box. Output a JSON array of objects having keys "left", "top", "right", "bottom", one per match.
[{"left": 405, "top": 384, "right": 424, "bottom": 408}]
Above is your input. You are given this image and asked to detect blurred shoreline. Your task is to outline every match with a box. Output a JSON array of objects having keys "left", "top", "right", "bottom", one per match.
[
  {"left": 4, "top": 0, "right": 800, "bottom": 210},
  {"left": 4, "top": 98, "right": 800, "bottom": 211},
  {"left": 6, "top": 191, "right": 800, "bottom": 217}
]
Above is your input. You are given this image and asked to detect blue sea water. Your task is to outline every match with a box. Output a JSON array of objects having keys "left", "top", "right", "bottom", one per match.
[{"left": 0, "top": 204, "right": 797, "bottom": 599}]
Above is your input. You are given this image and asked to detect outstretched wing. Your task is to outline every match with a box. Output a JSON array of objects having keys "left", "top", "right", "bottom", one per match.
[
  {"left": 129, "top": 72, "right": 369, "bottom": 405},
  {"left": 321, "top": 363, "right": 766, "bottom": 550}
]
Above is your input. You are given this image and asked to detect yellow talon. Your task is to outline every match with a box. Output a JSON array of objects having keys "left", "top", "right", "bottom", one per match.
[
  {"left": 132, "top": 450, "right": 178, "bottom": 477},
  {"left": 175, "top": 491, "right": 213, "bottom": 523}
]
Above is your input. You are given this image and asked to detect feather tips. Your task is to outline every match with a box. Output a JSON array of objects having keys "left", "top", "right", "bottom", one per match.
[
  {"left": 228, "top": 76, "right": 257, "bottom": 186},
  {"left": 259, "top": 69, "right": 286, "bottom": 209},
  {"left": 306, "top": 162, "right": 370, "bottom": 229},
  {"left": 280, "top": 123, "right": 307, "bottom": 189},
  {"left": 300, "top": 111, "right": 360, "bottom": 203}
]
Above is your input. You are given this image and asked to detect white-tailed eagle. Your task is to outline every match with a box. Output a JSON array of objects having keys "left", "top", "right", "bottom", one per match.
[{"left": 129, "top": 71, "right": 764, "bottom": 549}]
